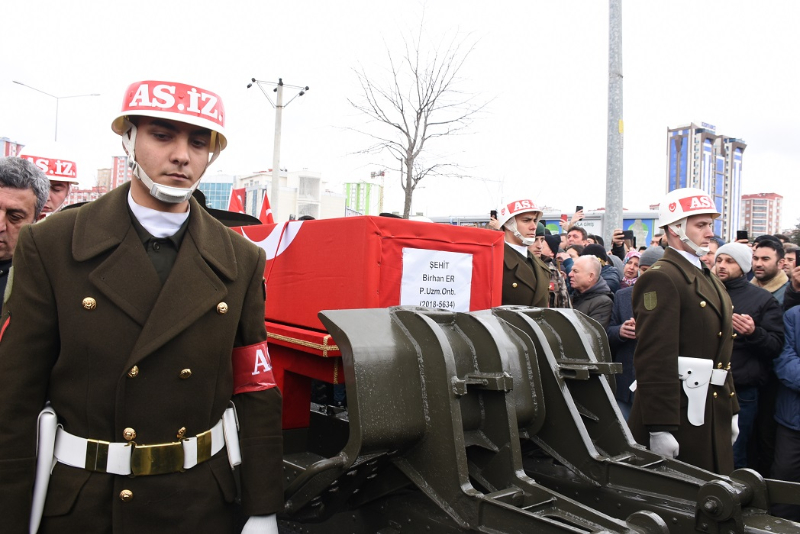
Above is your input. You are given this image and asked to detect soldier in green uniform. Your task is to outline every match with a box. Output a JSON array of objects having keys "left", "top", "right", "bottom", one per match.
[
  {"left": 0, "top": 80, "right": 283, "bottom": 533},
  {"left": 497, "top": 198, "right": 549, "bottom": 308},
  {"left": 628, "top": 187, "right": 739, "bottom": 474}
]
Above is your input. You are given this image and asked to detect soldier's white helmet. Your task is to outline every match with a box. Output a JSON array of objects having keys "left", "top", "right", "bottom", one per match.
[
  {"left": 497, "top": 198, "right": 543, "bottom": 246},
  {"left": 111, "top": 80, "right": 227, "bottom": 204},
  {"left": 659, "top": 187, "right": 720, "bottom": 256},
  {"left": 19, "top": 143, "right": 80, "bottom": 185}
]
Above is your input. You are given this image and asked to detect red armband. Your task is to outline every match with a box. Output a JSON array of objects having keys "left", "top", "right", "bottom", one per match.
[
  {"left": 0, "top": 315, "right": 10, "bottom": 343},
  {"left": 232, "top": 341, "right": 277, "bottom": 394}
]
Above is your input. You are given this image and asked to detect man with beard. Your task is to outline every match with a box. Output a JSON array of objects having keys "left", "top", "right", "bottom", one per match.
[
  {"left": 715, "top": 243, "right": 784, "bottom": 470},
  {"left": 752, "top": 239, "right": 789, "bottom": 305}
]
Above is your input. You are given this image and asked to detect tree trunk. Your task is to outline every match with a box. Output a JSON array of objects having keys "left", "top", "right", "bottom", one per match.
[{"left": 403, "top": 156, "right": 414, "bottom": 218}]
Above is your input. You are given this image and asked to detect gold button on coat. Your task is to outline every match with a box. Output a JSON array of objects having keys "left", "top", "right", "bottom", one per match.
[
  {"left": 732, "top": 333, "right": 737, "bottom": 339},
  {"left": 717, "top": 362, "right": 723, "bottom": 368},
  {"left": 120, "top": 489, "right": 133, "bottom": 502},
  {"left": 127, "top": 366, "right": 139, "bottom": 378},
  {"left": 699, "top": 301, "right": 707, "bottom": 308},
  {"left": 730, "top": 391, "right": 736, "bottom": 397},
  {"left": 718, "top": 332, "right": 723, "bottom": 338},
  {"left": 123, "top": 428, "right": 136, "bottom": 441},
  {"left": 217, "top": 302, "right": 228, "bottom": 314},
  {"left": 512, "top": 283, "right": 518, "bottom": 288},
  {"left": 713, "top": 392, "right": 718, "bottom": 399},
  {"left": 82, "top": 297, "right": 97, "bottom": 310},
  {"left": 177, "top": 427, "right": 186, "bottom": 439},
  {"left": 180, "top": 369, "right": 192, "bottom": 379}
]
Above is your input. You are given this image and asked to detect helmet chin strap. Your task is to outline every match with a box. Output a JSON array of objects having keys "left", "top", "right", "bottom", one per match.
[
  {"left": 505, "top": 217, "right": 537, "bottom": 247},
  {"left": 668, "top": 220, "right": 709, "bottom": 257},
  {"left": 121, "top": 120, "right": 221, "bottom": 204}
]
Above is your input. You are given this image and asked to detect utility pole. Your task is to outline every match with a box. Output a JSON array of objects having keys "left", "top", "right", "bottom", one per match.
[
  {"left": 13, "top": 81, "right": 99, "bottom": 142},
  {"left": 604, "top": 0, "right": 624, "bottom": 247},
  {"left": 247, "top": 77, "right": 309, "bottom": 222}
]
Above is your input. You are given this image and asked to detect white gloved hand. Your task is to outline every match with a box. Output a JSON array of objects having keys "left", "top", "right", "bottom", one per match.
[
  {"left": 241, "top": 514, "right": 278, "bottom": 534},
  {"left": 731, "top": 414, "right": 740, "bottom": 445},
  {"left": 649, "top": 431, "right": 679, "bottom": 458}
]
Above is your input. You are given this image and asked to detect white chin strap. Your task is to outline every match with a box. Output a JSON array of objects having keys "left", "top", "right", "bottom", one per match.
[
  {"left": 121, "top": 120, "right": 221, "bottom": 204},
  {"left": 505, "top": 217, "right": 537, "bottom": 246},
  {"left": 669, "top": 220, "right": 709, "bottom": 257}
]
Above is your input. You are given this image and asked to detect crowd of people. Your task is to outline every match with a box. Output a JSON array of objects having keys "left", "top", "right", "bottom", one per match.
[{"left": 492, "top": 191, "right": 800, "bottom": 521}]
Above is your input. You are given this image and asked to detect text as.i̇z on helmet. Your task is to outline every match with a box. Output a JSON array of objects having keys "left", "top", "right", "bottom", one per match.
[{"left": 126, "top": 83, "right": 222, "bottom": 122}]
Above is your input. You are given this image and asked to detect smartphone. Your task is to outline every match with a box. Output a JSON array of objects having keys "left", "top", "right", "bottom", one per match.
[
  {"left": 737, "top": 230, "right": 748, "bottom": 241},
  {"left": 575, "top": 205, "right": 583, "bottom": 213},
  {"left": 490, "top": 210, "right": 497, "bottom": 219},
  {"left": 560, "top": 214, "right": 568, "bottom": 224},
  {"left": 622, "top": 230, "right": 634, "bottom": 240}
]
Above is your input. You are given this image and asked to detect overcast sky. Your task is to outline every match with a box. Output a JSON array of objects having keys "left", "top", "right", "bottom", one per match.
[{"left": 2, "top": 1, "right": 798, "bottom": 229}]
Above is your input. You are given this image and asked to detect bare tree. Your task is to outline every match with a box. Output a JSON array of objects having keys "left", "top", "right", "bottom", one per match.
[{"left": 348, "top": 27, "right": 485, "bottom": 218}]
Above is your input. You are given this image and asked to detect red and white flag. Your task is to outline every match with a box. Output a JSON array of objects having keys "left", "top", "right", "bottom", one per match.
[
  {"left": 259, "top": 191, "right": 274, "bottom": 224},
  {"left": 228, "top": 188, "right": 246, "bottom": 214}
]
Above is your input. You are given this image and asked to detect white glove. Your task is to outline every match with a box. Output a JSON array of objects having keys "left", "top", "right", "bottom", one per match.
[
  {"left": 731, "top": 414, "right": 740, "bottom": 445},
  {"left": 649, "top": 431, "right": 679, "bottom": 458},
  {"left": 241, "top": 514, "right": 278, "bottom": 534}
]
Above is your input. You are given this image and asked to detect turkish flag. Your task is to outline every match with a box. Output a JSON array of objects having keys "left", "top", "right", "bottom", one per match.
[
  {"left": 259, "top": 191, "right": 275, "bottom": 224},
  {"left": 228, "top": 188, "right": 246, "bottom": 213}
]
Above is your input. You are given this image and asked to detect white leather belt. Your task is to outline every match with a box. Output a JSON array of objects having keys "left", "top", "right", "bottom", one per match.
[{"left": 54, "top": 418, "right": 227, "bottom": 476}]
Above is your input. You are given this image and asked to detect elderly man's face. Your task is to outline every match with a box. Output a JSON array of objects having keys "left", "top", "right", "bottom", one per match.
[
  {"left": 569, "top": 257, "right": 596, "bottom": 293},
  {"left": 0, "top": 186, "right": 38, "bottom": 261}
]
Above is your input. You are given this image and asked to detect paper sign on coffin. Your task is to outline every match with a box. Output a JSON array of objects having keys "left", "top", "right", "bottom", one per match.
[{"left": 233, "top": 216, "right": 505, "bottom": 331}]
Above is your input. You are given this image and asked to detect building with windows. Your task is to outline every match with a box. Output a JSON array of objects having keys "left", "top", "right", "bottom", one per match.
[
  {"left": 111, "top": 156, "right": 133, "bottom": 189},
  {"left": 741, "top": 193, "right": 782, "bottom": 237},
  {"left": 1, "top": 137, "right": 24, "bottom": 157},
  {"left": 666, "top": 122, "right": 746, "bottom": 242},
  {"left": 97, "top": 168, "right": 111, "bottom": 190},
  {"left": 345, "top": 182, "right": 383, "bottom": 215},
  {"left": 235, "top": 169, "right": 346, "bottom": 222},
  {"left": 196, "top": 172, "right": 235, "bottom": 210},
  {"left": 64, "top": 186, "right": 107, "bottom": 207}
]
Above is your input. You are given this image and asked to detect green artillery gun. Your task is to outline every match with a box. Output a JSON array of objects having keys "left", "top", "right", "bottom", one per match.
[{"left": 278, "top": 306, "right": 800, "bottom": 533}]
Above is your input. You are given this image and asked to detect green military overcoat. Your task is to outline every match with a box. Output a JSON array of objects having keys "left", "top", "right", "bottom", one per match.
[
  {"left": 628, "top": 247, "right": 739, "bottom": 474},
  {"left": 0, "top": 183, "right": 283, "bottom": 533},
  {"left": 502, "top": 243, "right": 549, "bottom": 308}
]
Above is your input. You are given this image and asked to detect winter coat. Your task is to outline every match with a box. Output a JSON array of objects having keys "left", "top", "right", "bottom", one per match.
[
  {"left": 0, "top": 184, "right": 283, "bottom": 533},
  {"left": 607, "top": 286, "right": 636, "bottom": 403},
  {"left": 722, "top": 275, "right": 784, "bottom": 387},
  {"left": 628, "top": 247, "right": 738, "bottom": 474},
  {"left": 601, "top": 264, "right": 621, "bottom": 293},
  {"left": 502, "top": 244, "right": 549, "bottom": 307},
  {"left": 774, "top": 307, "right": 800, "bottom": 431},
  {"left": 572, "top": 276, "right": 614, "bottom": 329}
]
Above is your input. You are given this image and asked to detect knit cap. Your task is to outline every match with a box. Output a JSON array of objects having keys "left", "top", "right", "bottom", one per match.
[
  {"left": 715, "top": 242, "right": 752, "bottom": 273},
  {"left": 639, "top": 246, "right": 665, "bottom": 267}
]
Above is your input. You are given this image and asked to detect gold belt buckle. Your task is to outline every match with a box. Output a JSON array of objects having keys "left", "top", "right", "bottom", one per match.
[{"left": 130, "top": 441, "right": 184, "bottom": 476}]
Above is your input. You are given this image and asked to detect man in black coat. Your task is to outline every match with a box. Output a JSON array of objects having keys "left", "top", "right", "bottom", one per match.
[
  {"left": 715, "top": 243, "right": 784, "bottom": 470},
  {"left": 569, "top": 255, "right": 614, "bottom": 328}
]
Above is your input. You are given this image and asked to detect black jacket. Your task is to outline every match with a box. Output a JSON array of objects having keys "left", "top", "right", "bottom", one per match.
[
  {"left": 572, "top": 277, "right": 614, "bottom": 329},
  {"left": 785, "top": 282, "right": 800, "bottom": 312},
  {"left": 723, "top": 275, "right": 785, "bottom": 387}
]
